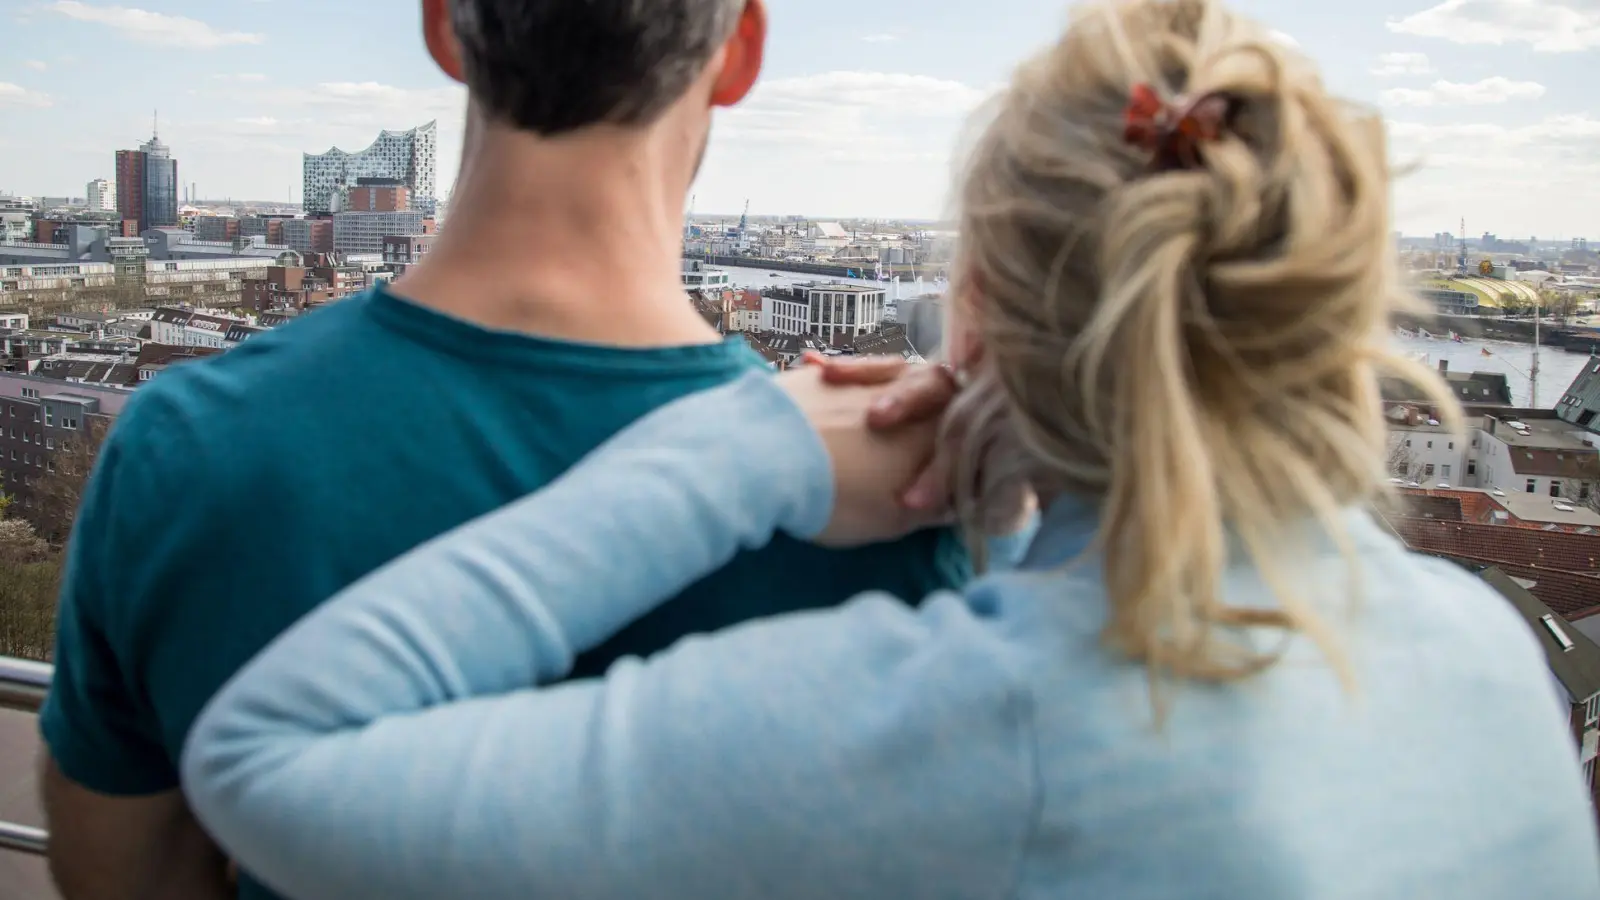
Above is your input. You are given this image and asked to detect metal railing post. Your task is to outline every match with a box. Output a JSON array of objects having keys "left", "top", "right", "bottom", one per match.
[
  {"left": 0, "top": 655, "right": 50, "bottom": 713},
  {"left": 0, "top": 655, "right": 52, "bottom": 857}
]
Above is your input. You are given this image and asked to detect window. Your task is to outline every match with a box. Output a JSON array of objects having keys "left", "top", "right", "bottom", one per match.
[
  {"left": 1467, "top": 460, "right": 1477, "bottom": 476},
  {"left": 1405, "top": 439, "right": 1413, "bottom": 447},
  {"left": 21, "top": 433, "right": 28, "bottom": 444},
  {"left": 1427, "top": 440, "right": 1433, "bottom": 449},
  {"left": 63, "top": 417, "right": 77, "bottom": 430},
  {"left": 1527, "top": 479, "right": 1538, "bottom": 493},
  {"left": 1584, "top": 484, "right": 1593, "bottom": 501},
  {"left": 43, "top": 408, "right": 52, "bottom": 427},
  {"left": 1552, "top": 483, "right": 1563, "bottom": 498},
  {"left": 44, "top": 438, "right": 53, "bottom": 450},
  {"left": 1588, "top": 694, "right": 1600, "bottom": 727},
  {"left": 1424, "top": 464, "right": 1435, "bottom": 477},
  {"left": 1441, "top": 465, "right": 1451, "bottom": 480},
  {"left": 23, "top": 453, "right": 30, "bottom": 465},
  {"left": 1448, "top": 441, "right": 1454, "bottom": 450},
  {"left": 21, "top": 388, "right": 37, "bottom": 400}
]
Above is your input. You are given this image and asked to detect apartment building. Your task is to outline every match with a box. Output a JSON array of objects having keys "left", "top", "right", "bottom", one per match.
[
  {"left": 149, "top": 307, "right": 253, "bottom": 350},
  {"left": 332, "top": 211, "right": 431, "bottom": 254},
  {"left": 0, "top": 372, "right": 129, "bottom": 522}
]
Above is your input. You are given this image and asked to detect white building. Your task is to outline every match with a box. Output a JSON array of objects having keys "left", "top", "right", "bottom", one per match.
[
  {"left": 332, "top": 211, "right": 428, "bottom": 254},
  {"left": 86, "top": 179, "right": 114, "bottom": 212},
  {"left": 760, "top": 283, "right": 888, "bottom": 341},
  {"left": 303, "top": 121, "right": 438, "bottom": 217},
  {"left": 681, "top": 259, "right": 731, "bottom": 290},
  {"left": 1388, "top": 407, "right": 1600, "bottom": 502}
]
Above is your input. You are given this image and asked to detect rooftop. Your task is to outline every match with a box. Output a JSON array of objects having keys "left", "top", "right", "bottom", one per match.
[
  {"left": 1395, "top": 486, "right": 1600, "bottom": 531},
  {"left": 1387, "top": 515, "right": 1600, "bottom": 575},
  {"left": 804, "top": 282, "right": 884, "bottom": 294}
]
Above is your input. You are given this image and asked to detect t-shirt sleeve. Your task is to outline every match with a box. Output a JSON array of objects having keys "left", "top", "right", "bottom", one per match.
[{"left": 38, "top": 401, "right": 179, "bottom": 795}]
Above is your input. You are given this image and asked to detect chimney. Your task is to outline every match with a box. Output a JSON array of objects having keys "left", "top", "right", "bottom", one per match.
[{"left": 1438, "top": 359, "right": 1449, "bottom": 374}]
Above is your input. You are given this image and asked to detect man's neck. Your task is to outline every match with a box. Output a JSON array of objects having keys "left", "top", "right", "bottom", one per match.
[{"left": 393, "top": 118, "right": 719, "bottom": 348}]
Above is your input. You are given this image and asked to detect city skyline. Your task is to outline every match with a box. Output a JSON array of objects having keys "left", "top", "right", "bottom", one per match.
[{"left": 0, "top": 0, "right": 1595, "bottom": 236}]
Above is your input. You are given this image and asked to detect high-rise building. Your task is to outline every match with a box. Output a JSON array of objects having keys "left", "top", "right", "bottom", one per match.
[
  {"left": 86, "top": 179, "right": 114, "bottom": 212},
  {"left": 115, "top": 124, "right": 179, "bottom": 232},
  {"left": 115, "top": 149, "right": 145, "bottom": 230},
  {"left": 302, "top": 121, "right": 437, "bottom": 218}
]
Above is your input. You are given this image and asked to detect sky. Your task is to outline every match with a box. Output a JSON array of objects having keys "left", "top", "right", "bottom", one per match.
[{"left": 0, "top": 0, "right": 1595, "bottom": 237}]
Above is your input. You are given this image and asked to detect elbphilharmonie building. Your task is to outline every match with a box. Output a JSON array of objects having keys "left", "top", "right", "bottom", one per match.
[{"left": 302, "top": 121, "right": 438, "bottom": 216}]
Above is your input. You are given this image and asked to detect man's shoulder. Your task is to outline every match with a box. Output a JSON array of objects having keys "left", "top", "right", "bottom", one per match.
[{"left": 111, "top": 299, "right": 378, "bottom": 447}]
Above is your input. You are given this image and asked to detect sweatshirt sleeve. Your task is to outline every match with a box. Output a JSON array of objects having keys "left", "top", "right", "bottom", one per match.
[{"left": 180, "top": 371, "right": 1037, "bottom": 900}]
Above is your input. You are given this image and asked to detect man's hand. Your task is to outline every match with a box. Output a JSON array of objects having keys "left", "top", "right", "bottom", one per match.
[
  {"left": 803, "top": 353, "right": 961, "bottom": 516},
  {"left": 40, "top": 755, "right": 233, "bottom": 900}
]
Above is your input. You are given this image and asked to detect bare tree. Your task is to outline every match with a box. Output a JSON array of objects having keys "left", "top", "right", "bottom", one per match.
[
  {"left": 32, "top": 416, "right": 111, "bottom": 542},
  {"left": 1499, "top": 291, "right": 1532, "bottom": 316},
  {"left": 0, "top": 503, "right": 62, "bottom": 661},
  {"left": 1387, "top": 439, "right": 1420, "bottom": 482},
  {"left": 1557, "top": 478, "right": 1600, "bottom": 514}
]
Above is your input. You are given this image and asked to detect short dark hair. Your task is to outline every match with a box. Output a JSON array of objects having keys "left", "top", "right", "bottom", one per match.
[{"left": 450, "top": 0, "right": 744, "bottom": 135}]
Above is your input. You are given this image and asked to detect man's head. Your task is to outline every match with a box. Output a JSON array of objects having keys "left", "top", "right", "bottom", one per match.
[{"left": 423, "top": 0, "right": 765, "bottom": 137}]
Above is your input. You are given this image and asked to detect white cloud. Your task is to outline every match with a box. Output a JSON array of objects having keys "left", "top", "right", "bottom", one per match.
[
  {"left": 1388, "top": 112, "right": 1600, "bottom": 234},
  {"left": 0, "top": 82, "right": 52, "bottom": 108},
  {"left": 47, "top": 1, "right": 265, "bottom": 49},
  {"left": 1387, "top": 0, "right": 1600, "bottom": 53},
  {"left": 719, "top": 72, "right": 989, "bottom": 164},
  {"left": 1389, "top": 113, "right": 1600, "bottom": 175},
  {"left": 1371, "top": 52, "right": 1433, "bottom": 76},
  {"left": 860, "top": 33, "right": 898, "bottom": 43},
  {"left": 23, "top": 60, "right": 48, "bottom": 72},
  {"left": 1381, "top": 76, "right": 1546, "bottom": 106}
]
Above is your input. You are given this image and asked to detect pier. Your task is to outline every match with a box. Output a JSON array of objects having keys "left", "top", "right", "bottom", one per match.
[{"left": 684, "top": 252, "right": 946, "bottom": 282}]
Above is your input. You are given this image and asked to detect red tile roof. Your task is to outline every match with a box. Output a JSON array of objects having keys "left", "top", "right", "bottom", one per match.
[
  {"left": 1433, "top": 554, "right": 1600, "bottom": 616},
  {"left": 1387, "top": 516, "right": 1600, "bottom": 575}
]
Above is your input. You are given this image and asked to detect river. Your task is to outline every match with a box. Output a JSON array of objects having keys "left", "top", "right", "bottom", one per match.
[{"left": 716, "top": 264, "right": 1591, "bottom": 407}]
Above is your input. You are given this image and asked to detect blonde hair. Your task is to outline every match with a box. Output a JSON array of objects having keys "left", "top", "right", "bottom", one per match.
[{"left": 945, "top": 0, "right": 1458, "bottom": 687}]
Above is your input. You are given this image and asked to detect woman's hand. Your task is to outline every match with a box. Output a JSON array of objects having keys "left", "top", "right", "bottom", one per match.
[
  {"left": 803, "top": 354, "right": 1039, "bottom": 541},
  {"left": 776, "top": 365, "right": 948, "bottom": 547}
]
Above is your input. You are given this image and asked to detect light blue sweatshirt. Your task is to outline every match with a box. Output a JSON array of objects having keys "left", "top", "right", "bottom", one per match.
[{"left": 183, "top": 371, "right": 1600, "bottom": 900}]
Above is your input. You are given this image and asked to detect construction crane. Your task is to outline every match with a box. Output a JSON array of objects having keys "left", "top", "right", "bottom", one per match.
[{"left": 738, "top": 199, "right": 750, "bottom": 237}]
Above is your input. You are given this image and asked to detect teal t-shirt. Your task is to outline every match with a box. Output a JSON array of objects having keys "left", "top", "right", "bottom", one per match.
[{"left": 39, "top": 287, "right": 969, "bottom": 900}]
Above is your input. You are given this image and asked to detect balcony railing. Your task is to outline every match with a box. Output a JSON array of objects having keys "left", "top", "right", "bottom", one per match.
[{"left": 1, "top": 655, "right": 51, "bottom": 856}]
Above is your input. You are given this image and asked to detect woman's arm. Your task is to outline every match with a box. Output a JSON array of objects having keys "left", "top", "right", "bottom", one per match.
[{"left": 181, "top": 371, "right": 1036, "bottom": 900}]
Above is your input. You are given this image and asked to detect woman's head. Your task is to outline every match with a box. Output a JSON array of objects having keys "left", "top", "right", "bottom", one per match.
[{"left": 945, "top": 0, "right": 1455, "bottom": 683}]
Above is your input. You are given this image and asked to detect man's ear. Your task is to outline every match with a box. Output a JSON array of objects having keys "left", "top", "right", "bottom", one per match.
[
  {"left": 422, "top": 0, "right": 467, "bottom": 84},
  {"left": 710, "top": 0, "right": 767, "bottom": 108}
]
